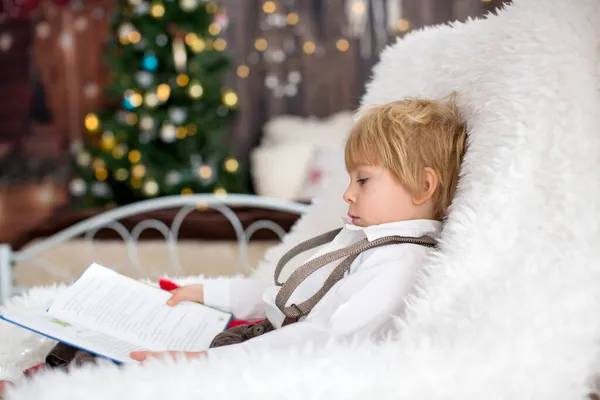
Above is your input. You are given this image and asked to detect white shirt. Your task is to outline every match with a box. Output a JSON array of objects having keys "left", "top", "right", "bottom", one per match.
[{"left": 203, "top": 219, "right": 442, "bottom": 353}]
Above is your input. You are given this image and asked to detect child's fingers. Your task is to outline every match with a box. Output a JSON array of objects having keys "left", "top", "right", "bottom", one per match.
[
  {"left": 130, "top": 351, "right": 186, "bottom": 363},
  {"left": 166, "top": 289, "right": 185, "bottom": 306},
  {"left": 130, "top": 351, "right": 149, "bottom": 361},
  {"left": 130, "top": 351, "right": 160, "bottom": 362}
]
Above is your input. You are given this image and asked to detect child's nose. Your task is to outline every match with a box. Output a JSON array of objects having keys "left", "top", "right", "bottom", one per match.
[{"left": 343, "top": 187, "right": 354, "bottom": 204}]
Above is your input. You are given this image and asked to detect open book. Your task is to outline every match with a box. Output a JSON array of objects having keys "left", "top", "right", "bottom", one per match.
[{"left": 0, "top": 263, "right": 232, "bottom": 364}]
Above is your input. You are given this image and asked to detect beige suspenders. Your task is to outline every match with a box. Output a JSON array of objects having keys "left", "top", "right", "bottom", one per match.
[{"left": 274, "top": 228, "right": 437, "bottom": 326}]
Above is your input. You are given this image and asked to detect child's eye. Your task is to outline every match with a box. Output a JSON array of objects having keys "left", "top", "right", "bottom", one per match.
[{"left": 357, "top": 178, "right": 369, "bottom": 185}]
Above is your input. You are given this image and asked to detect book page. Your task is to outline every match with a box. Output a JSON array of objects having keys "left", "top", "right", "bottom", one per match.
[
  {"left": 0, "top": 310, "right": 144, "bottom": 364},
  {"left": 48, "top": 263, "right": 231, "bottom": 352}
]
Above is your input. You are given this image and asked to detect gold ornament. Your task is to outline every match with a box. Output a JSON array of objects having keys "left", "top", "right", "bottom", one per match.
[
  {"left": 101, "top": 132, "right": 116, "bottom": 151},
  {"left": 95, "top": 168, "right": 108, "bottom": 181},
  {"left": 336, "top": 39, "right": 350, "bottom": 52},
  {"left": 118, "top": 22, "right": 136, "bottom": 45},
  {"left": 185, "top": 33, "right": 198, "bottom": 46},
  {"left": 129, "top": 31, "right": 141, "bottom": 44},
  {"left": 150, "top": 3, "right": 165, "bottom": 18},
  {"left": 208, "top": 23, "right": 221, "bottom": 36},
  {"left": 176, "top": 126, "right": 187, "bottom": 139},
  {"left": 222, "top": 89, "right": 238, "bottom": 108},
  {"left": 176, "top": 74, "right": 190, "bottom": 87},
  {"left": 236, "top": 65, "right": 250, "bottom": 78},
  {"left": 287, "top": 12, "right": 299, "bottom": 25},
  {"left": 128, "top": 149, "right": 142, "bottom": 163},
  {"left": 198, "top": 165, "right": 212, "bottom": 179},
  {"left": 303, "top": 41, "right": 316, "bottom": 54},
  {"left": 181, "top": 187, "right": 193, "bottom": 195},
  {"left": 190, "top": 38, "right": 206, "bottom": 53},
  {"left": 224, "top": 158, "right": 239, "bottom": 173},
  {"left": 132, "top": 164, "right": 147, "bottom": 178},
  {"left": 85, "top": 113, "right": 100, "bottom": 132},
  {"left": 396, "top": 19, "right": 410, "bottom": 32},
  {"left": 213, "top": 38, "right": 226, "bottom": 51},
  {"left": 184, "top": 33, "right": 205, "bottom": 53},
  {"left": 188, "top": 81, "right": 203, "bottom": 98},
  {"left": 129, "top": 91, "right": 143, "bottom": 107},
  {"left": 213, "top": 187, "right": 227, "bottom": 196},
  {"left": 156, "top": 84, "right": 171, "bottom": 101},
  {"left": 263, "top": 1, "right": 276, "bottom": 13},
  {"left": 254, "top": 38, "right": 268, "bottom": 52}
]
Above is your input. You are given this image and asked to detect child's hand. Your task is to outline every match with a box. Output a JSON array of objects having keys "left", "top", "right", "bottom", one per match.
[
  {"left": 166, "top": 284, "right": 204, "bottom": 306},
  {"left": 129, "top": 350, "right": 207, "bottom": 362}
]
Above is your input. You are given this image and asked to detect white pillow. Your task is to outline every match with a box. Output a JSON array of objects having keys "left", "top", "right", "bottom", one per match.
[
  {"left": 261, "top": 111, "right": 353, "bottom": 147},
  {"left": 296, "top": 146, "right": 347, "bottom": 202},
  {"left": 249, "top": 143, "right": 315, "bottom": 201},
  {"left": 251, "top": 111, "right": 353, "bottom": 201}
]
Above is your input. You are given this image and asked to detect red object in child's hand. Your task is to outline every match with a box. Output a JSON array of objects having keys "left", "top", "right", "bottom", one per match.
[
  {"left": 159, "top": 278, "right": 180, "bottom": 292},
  {"left": 227, "top": 319, "right": 258, "bottom": 328}
]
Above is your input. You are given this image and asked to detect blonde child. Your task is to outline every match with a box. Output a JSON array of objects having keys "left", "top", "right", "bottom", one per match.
[{"left": 131, "top": 94, "right": 466, "bottom": 361}]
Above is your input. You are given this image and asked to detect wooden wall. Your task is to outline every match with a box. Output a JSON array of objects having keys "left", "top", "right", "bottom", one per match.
[
  {"left": 31, "top": 1, "right": 116, "bottom": 144},
  {"left": 0, "top": 18, "right": 33, "bottom": 146},
  {"left": 0, "top": 1, "right": 113, "bottom": 157}
]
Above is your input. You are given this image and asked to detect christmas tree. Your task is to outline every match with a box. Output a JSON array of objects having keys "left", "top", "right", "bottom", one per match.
[{"left": 71, "top": 0, "right": 246, "bottom": 207}]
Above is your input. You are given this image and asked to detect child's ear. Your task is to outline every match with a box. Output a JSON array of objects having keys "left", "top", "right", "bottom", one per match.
[{"left": 412, "top": 167, "right": 439, "bottom": 205}]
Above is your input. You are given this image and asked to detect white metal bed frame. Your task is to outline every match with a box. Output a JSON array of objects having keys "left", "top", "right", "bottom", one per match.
[{"left": 0, "top": 194, "right": 310, "bottom": 305}]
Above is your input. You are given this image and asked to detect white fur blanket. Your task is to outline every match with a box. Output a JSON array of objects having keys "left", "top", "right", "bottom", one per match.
[{"left": 4, "top": 0, "right": 600, "bottom": 398}]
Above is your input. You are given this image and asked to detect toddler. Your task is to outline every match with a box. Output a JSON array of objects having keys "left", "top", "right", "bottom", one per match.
[{"left": 131, "top": 94, "right": 466, "bottom": 361}]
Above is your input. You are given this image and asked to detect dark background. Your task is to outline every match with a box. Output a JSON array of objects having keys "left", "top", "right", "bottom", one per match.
[{"left": 0, "top": 0, "right": 509, "bottom": 244}]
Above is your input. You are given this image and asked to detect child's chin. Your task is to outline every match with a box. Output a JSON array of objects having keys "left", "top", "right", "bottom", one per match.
[{"left": 352, "top": 219, "right": 368, "bottom": 227}]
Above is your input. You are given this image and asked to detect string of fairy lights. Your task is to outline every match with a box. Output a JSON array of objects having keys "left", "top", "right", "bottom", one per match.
[{"left": 228, "top": 0, "right": 417, "bottom": 100}]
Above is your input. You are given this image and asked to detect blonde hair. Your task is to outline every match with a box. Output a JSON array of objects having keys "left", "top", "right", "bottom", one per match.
[{"left": 345, "top": 93, "right": 466, "bottom": 219}]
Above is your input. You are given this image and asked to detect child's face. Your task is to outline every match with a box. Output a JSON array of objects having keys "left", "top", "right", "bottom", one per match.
[{"left": 343, "top": 164, "right": 419, "bottom": 227}]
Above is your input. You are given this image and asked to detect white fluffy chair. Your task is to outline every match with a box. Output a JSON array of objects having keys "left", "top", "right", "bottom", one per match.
[{"left": 3, "top": 0, "right": 600, "bottom": 398}]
